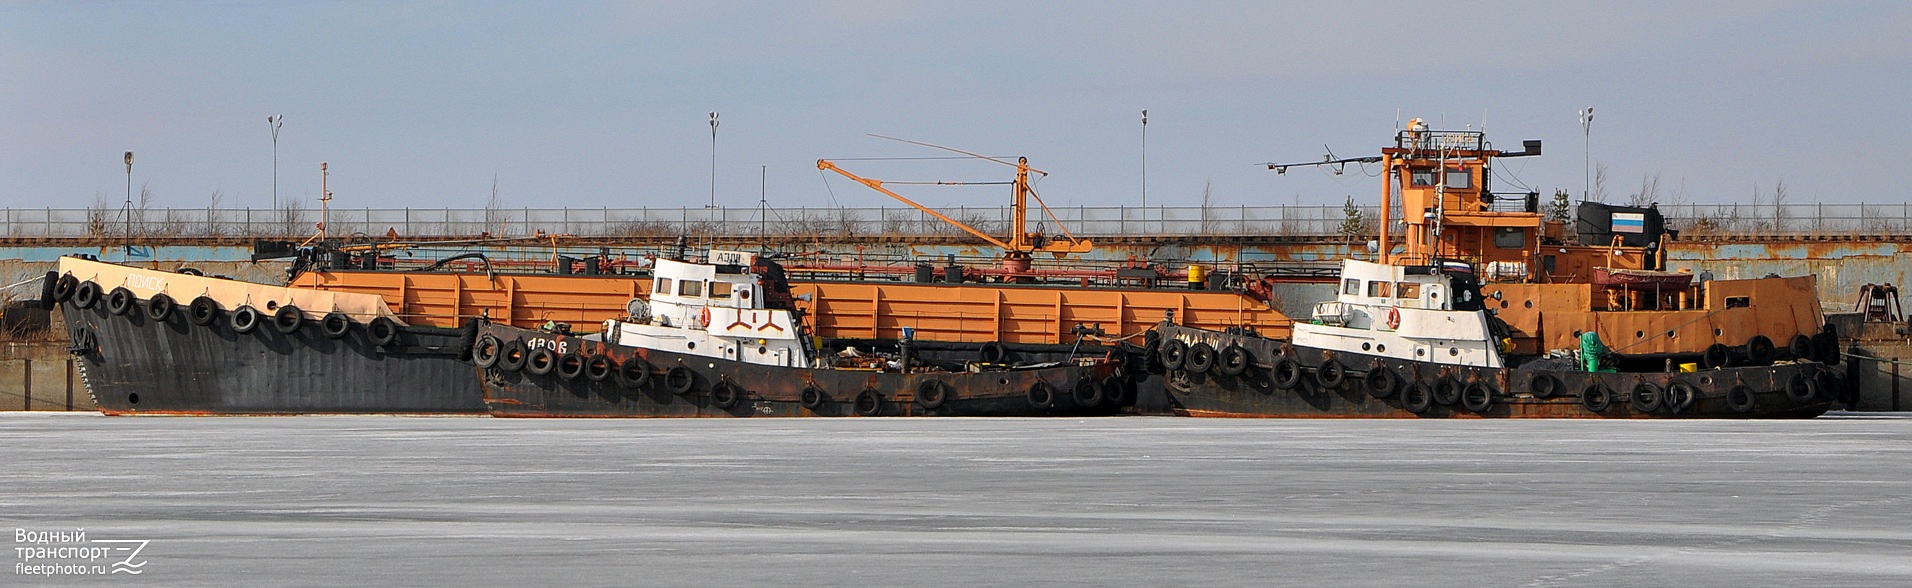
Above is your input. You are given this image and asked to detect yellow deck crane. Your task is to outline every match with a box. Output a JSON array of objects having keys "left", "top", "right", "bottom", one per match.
[{"left": 817, "top": 139, "right": 1092, "bottom": 271}]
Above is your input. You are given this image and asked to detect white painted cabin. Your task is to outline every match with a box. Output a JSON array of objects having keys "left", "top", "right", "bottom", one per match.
[
  {"left": 596, "top": 250, "right": 812, "bottom": 368},
  {"left": 1292, "top": 259, "right": 1504, "bottom": 368}
]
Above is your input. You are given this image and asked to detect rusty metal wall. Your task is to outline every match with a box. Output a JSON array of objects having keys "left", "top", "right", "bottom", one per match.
[{"left": 1665, "top": 241, "right": 1912, "bottom": 311}]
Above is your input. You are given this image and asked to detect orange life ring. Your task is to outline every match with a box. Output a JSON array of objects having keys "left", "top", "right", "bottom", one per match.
[
  {"left": 1386, "top": 307, "right": 1401, "bottom": 330},
  {"left": 699, "top": 307, "right": 711, "bottom": 327}
]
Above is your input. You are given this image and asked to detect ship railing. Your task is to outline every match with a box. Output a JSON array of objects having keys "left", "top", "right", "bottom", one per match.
[{"left": 0, "top": 202, "right": 1907, "bottom": 239}]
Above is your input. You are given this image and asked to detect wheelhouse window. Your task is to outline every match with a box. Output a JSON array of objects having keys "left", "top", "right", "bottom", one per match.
[
  {"left": 1494, "top": 227, "right": 1526, "bottom": 249},
  {"left": 710, "top": 282, "right": 733, "bottom": 299},
  {"left": 1445, "top": 168, "right": 1471, "bottom": 189},
  {"left": 678, "top": 280, "right": 704, "bottom": 297},
  {"left": 1411, "top": 169, "right": 1437, "bottom": 186},
  {"left": 1396, "top": 282, "right": 1421, "bottom": 299},
  {"left": 1725, "top": 296, "right": 1750, "bottom": 309},
  {"left": 654, "top": 278, "right": 672, "bottom": 295},
  {"left": 1367, "top": 280, "right": 1392, "bottom": 298},
  {"left": 1343, "top": 279, "right": 1360, "bottom": 295}
]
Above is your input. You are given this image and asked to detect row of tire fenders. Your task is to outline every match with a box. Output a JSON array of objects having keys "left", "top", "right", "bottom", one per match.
[
  {"left": 55, "top": 275, "right": 403, "bottom": 345},
  {"left": 470, "top": 332, "right": 1126, "bottom": 415},
  {"left": 1151, "top": 335, "right": 1840, "bottom": 415}
]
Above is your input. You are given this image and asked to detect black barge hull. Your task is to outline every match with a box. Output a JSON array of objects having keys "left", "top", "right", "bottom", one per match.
[
  {"left": 478, "top": 324, "right": 1126, "bottom": 417},
  {"left": 62, "top": 286, "right": 485, "bottom": 415}
]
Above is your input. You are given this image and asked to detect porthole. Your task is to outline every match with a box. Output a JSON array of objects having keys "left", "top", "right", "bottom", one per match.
[
  {"left": 1376, "top": 344, "right": 1386, "bottom": 353},
  {"left": 1361, "top": 342, "right": 1372, "bottom": 351},
  {"left": 1665, "top": 330, "right": 1676, "bottom": 339},
  {"left": 1449, "top": 347, "right": 1459, "bottom": 356},
  {"left": 687, "top": 341, "right": 697, "bottom": 350},
  {"left": 1416, "top": 348, "right": 1426, "bottom": 357},
  {"left": 1524, "top": 300, "right": 1534, "bottom": 309},
  {"left": 1500, "top": 300, "right": 1509, "bottom": 308},
  {"left": 758, "top": 346, "right": 768, "bottom": 355},
  {"left": 1635, "top": 330, "right": 1645, "bottom": 339},
  {"left": 1714, "top": 328, "right": 1723, "bottom": 337}
]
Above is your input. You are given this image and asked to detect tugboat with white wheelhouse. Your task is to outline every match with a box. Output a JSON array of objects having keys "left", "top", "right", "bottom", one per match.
[{"left": 475, "top": 250, "right": 1126, "bottom": 417}]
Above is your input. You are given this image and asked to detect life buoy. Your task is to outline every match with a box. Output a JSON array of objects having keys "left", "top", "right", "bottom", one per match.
[
  {"left": 1386, "top": 306, "right": 1401, "bottom": 330},
  {"left": 698, "top": 307, "right": 711, "bottom": 327}
]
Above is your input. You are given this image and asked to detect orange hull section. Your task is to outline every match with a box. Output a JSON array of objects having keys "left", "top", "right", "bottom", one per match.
[{"left": 292, "top": 271, "right": 1293, "bottom": 344}]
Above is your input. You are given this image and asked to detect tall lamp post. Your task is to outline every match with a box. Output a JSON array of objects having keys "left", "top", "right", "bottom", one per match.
[
  {"left": 122, "top": 151, "right": 134, "bottom": 240},
  {"left": 708, "top": 112, "right": 719, "bottom": 209},
  {"left": 1578, "top": 107, "right": 1593, "bottom": 202},
  {"left": 268, "top": 115, "right": 283, "bottom": 211}
]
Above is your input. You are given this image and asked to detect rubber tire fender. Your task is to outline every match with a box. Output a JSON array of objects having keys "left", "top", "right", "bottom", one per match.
[
  {"left": 555, "top": 351, "right": 586, "bottom": 380},
  {"left": 1701, "top": 343, "right": 1732, "bottom": 370},
  {"left": 1788, "top": 334, "right": 1816, "bottom": 362},
  {"left": 1582, "top": 384, "right": 1613, "bottom": 413},
  {"left": 1744, "top": 335, "right": 1775, "bottom": 365},
  {"left": 272, "top": 304, "right": 303, "bottom": 335},
  {"left": 368, "top": 317, "right": 401, "bottom": 347},
  {"left": 52, "top": 274, "right": 78, "bottom": 303},
  {"left": 145, "top": 293, "right": 176, "bottom": 323},
  {"left": 1218, "top": 344, "right": 1252, "bottom": 376},
  {"left": 1814, "top": 329, "right": 1840, "bottom": 366},
  {"left": 917, "top": 379, "right": 950, "bottom": 409},
  {"left": 1529, "top": 372, "right": 1560, "bottom": 398},
  {"left": 1402, "top": 382, "right": 1434, "bottom": 414},
  {"left": 711, "top": 381, "right": 742, "bottom": 409},
  {"left": 1101, "top": 376, "right": 1130, "bottom": 406},
  {"left": 1784, "top": 373, "right": 1817, "bottom": 403},
  {"left": 1461, "top": 381, "right": 1495, "bottom": 413},
  {"left": 38, "top": 272, "right": 58, "bottom": 309},
  {"left": 1026, "top": 380, "right": 1056, "bottom": 409},
  {"left": 584, "top": 354, "right": 614, "bottom": 382},
  {"left": 1315, "top": 359, "right": 1346, "bottom": 389},
  {"left": 799, "top": 385, "right": 826, "bottom": 410},
  {"left": 320, "top": 312, "right": 353, "bottom": 339},
  {"left": 106, "top": 287, "right": 135, "bottom": 316},
  {"left": 188, "top": 296, "right": 220, "bottom": 326},
  {"left": 1665, "top": 381, "right": 1698, "bottom": 414},
  {"left": 853, "top": 388, "right": 883, "bottom": 416},
  {"left": 1184, "top": 342, "right": 1216, "bottom": 374},
  {"left": 1630, "top": 381, "right": 1664, "bottom": 413},
  {"left": 525, "top": 347, "right": 558, "bottom": 376},
  {"left": 472, "top": 334, "right": 504, "bottom": 368},
  {"left": 497, "top": 339, "right": 529, "bottom": 372},
  {"left": 1159, "top": 339, "right": 1188, "bottom": 370},
  {"left": 72, "top": 281, "right": 101, "bottom": 309},
  {"left": 614, "top": 356, "right": 651, "bottom": 388},
  {"left": 1432, "top": 377, "right": 1461, "bottom": 406},
  {"left": 979, "top": 341, "right": 1008, "bottom": 364},
  {"left": 1363, "top": 366, "right": 1399, "bottom": 399},
  {"left": 230, "top": 305, "right": 261, "bottom": 334},
  {"left": 1270, "top": 356, "right": 1303, "bottom": 390},
  {"left": 665, "top": 365, "right": 697, "bottom": 395},
  {"left": 1726, "top": 385, "right": 1756, "bottom": 413},
  {"left": 1072, "top": 378, "right": 1104, "bottom": 407}
]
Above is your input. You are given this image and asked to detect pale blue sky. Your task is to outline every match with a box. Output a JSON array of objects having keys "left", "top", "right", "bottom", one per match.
[{"left": 2, "top": 1, "right": 1906, "bottom": 213}]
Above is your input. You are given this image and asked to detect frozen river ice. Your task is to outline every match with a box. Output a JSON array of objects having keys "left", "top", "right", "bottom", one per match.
[{"left": 5, "top": 413, "right": 1911, "bottom": 587}]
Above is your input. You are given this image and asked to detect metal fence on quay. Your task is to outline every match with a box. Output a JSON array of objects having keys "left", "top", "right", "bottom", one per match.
[{"left": 2, "top": 202, "right": 1908, "bottom": 239}]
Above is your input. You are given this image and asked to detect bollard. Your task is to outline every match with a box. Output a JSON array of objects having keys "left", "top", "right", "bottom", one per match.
[{"left": 22, "top": 358, "right": 31, "bottom": 411}]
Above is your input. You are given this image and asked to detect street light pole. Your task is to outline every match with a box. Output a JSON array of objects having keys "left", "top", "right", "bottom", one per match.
[
  {"left": 1579, "top": 107, "right": 1593, "bottom": 202},
  {"left": 708, "top": 112, "right": 719, "bottom": 209},
  {"left": 123, "top": 151, "right": 134, "bottom": 240},
  {"left": 268, "top": 115, "right": 283, "bottom": 211}
]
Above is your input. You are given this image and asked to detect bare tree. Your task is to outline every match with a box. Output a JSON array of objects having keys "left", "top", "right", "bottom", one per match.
[
  {"left": 1591, "top": 163, "right": 1610, "bottom": 203},
  {"left": 1626, "top": 171, "right": 1661, "bottom": 207},
  {"left": 484, "top": 174, "right": 507, "bottom": 236},
  {"left": 86, "top": 193, "right": 110, "bottom": 236},
  {"left": 1771, "top": 178, "right": 1789, "bottom": 232},
  {"left": 206, "top": 189, "right": 227, "bottom": 237}
]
